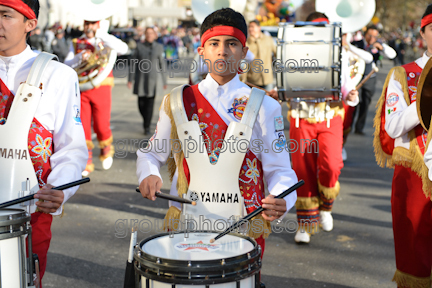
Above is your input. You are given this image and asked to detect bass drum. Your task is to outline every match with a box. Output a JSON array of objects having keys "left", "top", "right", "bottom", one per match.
[{"left": 276, "top": 22, "right": 342, "bottom": 102}]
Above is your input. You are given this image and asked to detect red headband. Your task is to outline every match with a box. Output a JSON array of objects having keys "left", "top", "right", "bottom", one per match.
[
  {"left": 201, "top": 26, "right": 246, "bottom": 47},
  {"left": 0, "top": 0, "right": 36, "bottom": 20},
  {"left": 312, "top": 18, "right": 330, "bottom": 24},
  {"left": 421, "top": 14, "right": 432, "bottom": 29}
]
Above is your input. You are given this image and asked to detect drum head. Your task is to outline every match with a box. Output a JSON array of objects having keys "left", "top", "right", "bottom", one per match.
[
  {"left": 417, "top": 57, "right": 432, "bottom": 131},
  {"left": 141, "top": 232, "right": 255, "bottom": 261}
]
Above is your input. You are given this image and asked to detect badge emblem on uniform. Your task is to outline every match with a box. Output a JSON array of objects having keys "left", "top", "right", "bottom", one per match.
[
  {"left": 228, "top": 96, "right": 248, "bottom": 120},
  {"left": 274, "top": 116, "right": 284, "bottom": 131},
  {"left": 386, "top": 93, "right": 399, "bottom": 107},
  {"left": 73, "top": 105, "right": 82, "bottom": 124}
]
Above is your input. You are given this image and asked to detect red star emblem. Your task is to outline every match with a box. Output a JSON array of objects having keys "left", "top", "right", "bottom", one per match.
[{"left": 184, "top": 241, "right": 216, "bottom": 251}]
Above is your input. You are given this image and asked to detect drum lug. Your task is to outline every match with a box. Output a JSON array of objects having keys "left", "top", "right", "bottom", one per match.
[
  {"left": 220, "top": 259, "right": 225, "bottom": 265},
  {"left": 222, "top": 270, "right": 225, "bottom": 278},
  {"left": 188, "top": 271, "right": 191, "bottom": 279},
  {"left": 188, "top": 261, "right": 192, "bottom": 267},
  {"left": 248, "top": 264, "right": 251, "bottom": 272},
  {"left": 247, "top": 253, "right": 251, "bottom": 259},
  {"left": 156, "top": 258, "right": 161, "bottom": 264}
]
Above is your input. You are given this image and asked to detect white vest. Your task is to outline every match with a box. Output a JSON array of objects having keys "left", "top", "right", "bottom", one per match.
[
  {"left": 0, "top": 53, "right": 57, "bottom": 214},
  {"left": 170, "top": 84, "right": 265, "bottom": 230}
]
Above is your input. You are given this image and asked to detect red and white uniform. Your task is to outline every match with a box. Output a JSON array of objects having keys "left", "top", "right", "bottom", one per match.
[
  {"left": 382, "top": 52, "right": 432, "bottom": 286},
  {"left": 64, "top": 31, "right": 128, "bottom": 171},
  {"left": 0, "top": 46, "right": 87, "bottom": 280},
  {"left": 289, "top": 49, "right": 358, "bottom": 231},
  {"left": 137, "top": 73, "right": 298, "bottom": 254},
  {"left": 342, "top": 43, "right": 374, "bottom": 141}
]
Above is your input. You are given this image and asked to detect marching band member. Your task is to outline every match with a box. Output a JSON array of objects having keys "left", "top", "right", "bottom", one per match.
[
  {"left": 64, "top": 17, "right": 128, "bottom": 176},
  {"left": 351, "top": 25, "right": 396, "bottom": 136},
  {"left": 289, "top": 12, "right": 359, "bottom": 243},
  {"left": 341, "top": 33, "right": 373, "bottom": 161},
  {"left": 0, "top": 0, "right": 87, "bottom": 283},
  {"left": 374, "top": 5, "right": 432, "bottom": 287},
  {"left": 136, "top": 8, "right": 298, "bottom": 282}
]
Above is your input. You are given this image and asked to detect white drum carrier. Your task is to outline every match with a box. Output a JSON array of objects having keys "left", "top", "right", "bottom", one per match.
[{"left": 169, "top": 85, "right": 265, "bottom": 231}]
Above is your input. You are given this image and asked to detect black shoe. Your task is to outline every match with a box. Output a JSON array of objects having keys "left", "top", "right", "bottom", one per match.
[
  {"left": 354, "top": 130, "right": 365, "bottom": 135},
  {"left": 144, "top": 128, "right": 150, "bottom": 135},
  {"left": 260, "top": 283, "right": 266, "bottom": 288}
]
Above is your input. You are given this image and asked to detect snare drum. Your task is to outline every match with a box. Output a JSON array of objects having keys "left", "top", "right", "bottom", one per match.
[
  {"left": 134, "top": 231, "right": 261, "bottom": 288},
  {"left": 0, "top": 208, "right": 31, "bottom": 288},
  {"left": 276, "top": 22, "right": 342, "bottom": 102}
]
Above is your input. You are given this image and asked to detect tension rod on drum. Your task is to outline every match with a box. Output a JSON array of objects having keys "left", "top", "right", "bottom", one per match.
[
  {"left": 0, "top": 178, "right": 90, "bottom": 209},
  {"left": 210, "top": 180, "right": 305, "bottom": 243}
]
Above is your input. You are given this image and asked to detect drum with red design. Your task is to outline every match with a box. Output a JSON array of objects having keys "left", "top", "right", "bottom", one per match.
[{"left": 134, "top": 231, "right": 261, "bottom": 287}]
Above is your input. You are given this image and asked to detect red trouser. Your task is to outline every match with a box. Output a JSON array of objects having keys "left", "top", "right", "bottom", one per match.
[
  {"left": 26, "top": 212, "right": 53, "bottom": 285},
  {"left": 80, "top": 85, "right": 112, "bottom": 142},
  {"left": 290, "top": 116, "right": 344, "bottom": 228},
  {"left": 391, "top": 165, "right": 432, "bottom": 285},
  {"left": 342, "top": 102, "right": 355, "bottom": 144}
]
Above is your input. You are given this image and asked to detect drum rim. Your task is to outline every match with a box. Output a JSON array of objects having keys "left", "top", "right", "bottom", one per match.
[
  {"left": 0, "top": 208, "right": 30, "bottom": 224},
  {"left": 134, "top": 230, "right": 262, "bottom": 285}
]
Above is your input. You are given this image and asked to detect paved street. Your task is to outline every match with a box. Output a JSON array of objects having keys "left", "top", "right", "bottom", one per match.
[{"left": 44, "top": 60, "right": 396, "bottom": 288}]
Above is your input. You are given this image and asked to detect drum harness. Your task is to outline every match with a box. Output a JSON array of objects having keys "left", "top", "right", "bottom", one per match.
[
  {"left": 0, "top": 52, "right": 58, "bottom": 214},
  {"left": 170, "top": 85, "right": 266, "bottom": 228}
]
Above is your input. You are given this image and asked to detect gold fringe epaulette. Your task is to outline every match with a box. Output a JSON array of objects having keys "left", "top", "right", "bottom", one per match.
[
  {"left": 373, "top": 67, "right": 432, "bottom": 199},
  {"left": 163, "top": 93, "right": 189, "bottom": 198},
  {"left": 373, "top": 67, "right": 410, "bottom": 168},
  {"left": 408, "top": 129, "right": 432, "bottom": 199}
]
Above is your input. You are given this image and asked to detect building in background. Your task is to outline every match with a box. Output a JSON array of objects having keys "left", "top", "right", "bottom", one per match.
[{"left": 37, "top": 0, "right": 187, "bottom": 29}]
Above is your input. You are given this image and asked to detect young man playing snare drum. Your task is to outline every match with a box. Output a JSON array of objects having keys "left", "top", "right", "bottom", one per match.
[
  {"left": 0, "top": 0, "right": 87, "bottom": 285},
  {"left": 136, "top": 8, "right": 298, "bottom": 281}
]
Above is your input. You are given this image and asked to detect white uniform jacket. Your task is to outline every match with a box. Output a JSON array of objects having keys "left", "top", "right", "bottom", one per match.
[
  {"left": 385, "top": 53, "right": 430, "bottom": 152},
  {"left": 137, "top": 74, "right": 298, "bottom": 216}
]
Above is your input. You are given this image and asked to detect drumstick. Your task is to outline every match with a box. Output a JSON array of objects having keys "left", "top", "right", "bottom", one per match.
[
  {"left": 356, "top": 66, "right": 379, "bottom": 90},
  {"left": 0, "top": 178, "right": 90, "bottom": 209},
  {"left": 210, "top": 180, "right": 305, "bottom": 243},
  {"left": 135, "top": 188, "right": 196, "bottom": 205}
]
